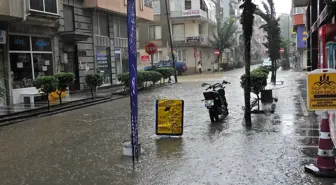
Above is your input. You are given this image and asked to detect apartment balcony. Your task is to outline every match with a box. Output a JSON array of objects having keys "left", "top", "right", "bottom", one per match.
[
  {"left": 172, "top": 35, "right": 214, "bottom": 47},
  {"left": 292, "top": 0, "right": 309, "bottom": 7},
  {"left": 84, "top": 0, "right": 153, "bottom": 21},
  {"left": 170, "top": 9, "right": 216, "bottom": 25},
  {"left": 0, "top": 0, "right": 24, "bottom": 21}
]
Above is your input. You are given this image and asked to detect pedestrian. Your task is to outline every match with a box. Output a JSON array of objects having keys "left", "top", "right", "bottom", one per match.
[{"left": 197, "top": 60, "right": 202, "bottom": 74}]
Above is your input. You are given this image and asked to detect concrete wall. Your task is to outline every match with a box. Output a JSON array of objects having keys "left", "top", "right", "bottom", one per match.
[{"left": 83, "top": 0, "right": 154, "bottom": 21}]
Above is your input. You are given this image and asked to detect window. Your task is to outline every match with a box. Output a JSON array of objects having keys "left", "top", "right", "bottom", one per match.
[
  {"left": 176, "top": 50, "right": 186, "bottom": 62},
  {"left": 199, "top": 24, "right": 203, "bottom": 35},
  {"left": 153, "top": 0, "right": 161, "bottom": 14},
  {"left": 29, "top": 0, "right": 58, "bottom": 14},
  {"left": 185, "top": 0, "right": 191, "bottom": 10},
  {"left": 200, "top": 0, "right": 206, "bottom": 11},
  {"left": 9, "top": 35, "right": 53, "bottom": 89},
  {"left": 119, "top": 19, "right": 128, "bottom": 38},
  {"left": 63, "top": 5, "right": 74, "bottom": 31},
  {"left": 113, "top": 17, "right": 120, "bottom": 37},
  {"left": 97, "top": 13, "right": 109, "bottom": 36},
  {"left": 153, "top": 51, "right": 162, "bottom": 63},
  {"left": 172, "top": 24, "right": 185, "bottom": 41},
  {"left": 96, "top": 47, "right": 111, "bottom": 85},
  {"left": 149, "top": 26, "right": 162, "bottom": 40},
  {"left": 144, "top": 0, "right": 152, "bottom": 7}
]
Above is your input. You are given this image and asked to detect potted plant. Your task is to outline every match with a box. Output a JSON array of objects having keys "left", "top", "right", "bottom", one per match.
[
  {"left": 33, "top": 76, "right": 58, "bottom": 110},
  {"left": 85, "top": 74, "right": 103, "bottom": 99},
  {"left": 54, "top": 72, "right": 75, "bottom": 104}
]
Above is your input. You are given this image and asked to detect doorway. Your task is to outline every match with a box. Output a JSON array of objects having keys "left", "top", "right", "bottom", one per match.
[{"left": 63, "top": 45, "right": 80, "bottom": 91}]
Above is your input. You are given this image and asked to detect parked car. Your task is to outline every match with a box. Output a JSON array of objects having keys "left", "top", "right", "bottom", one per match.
[{"left": 143, "top": 60, "right": 187, "bottom": 75}]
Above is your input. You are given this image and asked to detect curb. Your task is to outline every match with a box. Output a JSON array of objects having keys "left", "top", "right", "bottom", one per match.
[{"left": 300, "top": 95, "right": 309, "bottom": 117}]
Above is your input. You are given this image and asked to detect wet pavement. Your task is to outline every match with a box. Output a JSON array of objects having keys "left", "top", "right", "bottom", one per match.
[{"left": 0, "top": 67, "right": 335, "bottom": 185}]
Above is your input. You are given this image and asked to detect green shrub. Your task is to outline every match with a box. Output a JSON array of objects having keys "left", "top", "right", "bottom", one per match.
[
  {"left": 240, "top": 67, "right": 269, "bottom": 96},
  {"left": 54, "top": 72, "right": 75, "bottom": 104},
  {"left": 85, "top": 74, "right": 103, "bottom": 99},
  {"left": 257, "top": 66, "right": 270, "bottom": 75},
  {"left": 148, "top": 71, "right": 163, "bottom": 85},
  {"left": 154, "top": 68, "right": 175, "bottom": 82},
  {"left": 118, "top": 71, "right": 164, "bottom": 90},
  {"left": 33, "top": 76, "right": 58, "bottom": 109}
]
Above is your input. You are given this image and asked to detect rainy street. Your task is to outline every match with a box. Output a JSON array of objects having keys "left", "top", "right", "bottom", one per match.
[{"left": 0, "top": 67, "right": 335, "bottom": 185}]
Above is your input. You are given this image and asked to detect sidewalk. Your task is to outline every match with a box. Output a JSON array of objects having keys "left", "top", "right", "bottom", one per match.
[{"left": 0, "top": 85, "right": 124, "bottom": 117}]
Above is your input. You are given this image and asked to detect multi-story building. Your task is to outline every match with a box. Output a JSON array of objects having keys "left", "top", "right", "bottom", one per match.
[
  {"left": 137, "top": 0, "right": 218, "bottom": 73},
  {"left": 0, "top": 0, "right": 153, "bottom": 105},
  {"left": 292, "top": 0, "right": 336, "bottom": 71},
  {"left": 291, "top": 6, "right": 308, "bottom": 69}
]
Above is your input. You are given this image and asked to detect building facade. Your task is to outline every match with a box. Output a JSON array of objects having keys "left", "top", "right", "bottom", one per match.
[
  {"left": 138, "top": 0, "right": 218, "bottom": 73},
  {"left": 291, "top": 6, "right": 308, "bottom": 69},
  {"left": 292, "top": 0, "right": 336, "bottom": 71},
  {"left": 0, "top": 0, "right": 153, "bottom": 105}
]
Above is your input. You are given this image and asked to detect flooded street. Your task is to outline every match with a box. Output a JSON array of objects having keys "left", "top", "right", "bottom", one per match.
[{"left": 0, "top": 67, "right": 335, "bottom": 185}]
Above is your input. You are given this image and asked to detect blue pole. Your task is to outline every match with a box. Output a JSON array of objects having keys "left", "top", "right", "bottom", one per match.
[{"left": 127, "top": 0, "right": 138, "bottom": 164}]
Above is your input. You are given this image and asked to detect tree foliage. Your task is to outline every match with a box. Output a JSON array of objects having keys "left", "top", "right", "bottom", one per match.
[
  {"left": 54, "top": 72, "right": 75, "bottom": 104},
  {"left": 254, "top": 0, "right": 281, "bottom": 83},
  {"left": 33, "top": 76, "right": 58, "bottom": 109},
  {"left": 211, "top": 17, "right": 238, "bottom": 57},
  {"left": 85, "top": 74, "right": 103, "bottom": 99}
]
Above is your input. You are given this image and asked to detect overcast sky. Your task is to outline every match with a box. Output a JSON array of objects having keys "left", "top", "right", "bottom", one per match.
[{"left": 253, "top": 0, "right": 292, "bottom": 14}]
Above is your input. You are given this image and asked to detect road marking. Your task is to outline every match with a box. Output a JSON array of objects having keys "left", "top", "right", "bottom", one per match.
[{"left": 300, "top": 95, "right": 309, "bottom": 116}]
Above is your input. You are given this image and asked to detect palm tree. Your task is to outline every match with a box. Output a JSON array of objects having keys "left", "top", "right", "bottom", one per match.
[
  {"left": 239, "top": 0, "right": 256, "bottom": 127},
  {"left": 254, "top": 0, "right": 281, "bottom": 84},
  {"left": 211, "top": 18, "right": 238, "bottom": 70}
]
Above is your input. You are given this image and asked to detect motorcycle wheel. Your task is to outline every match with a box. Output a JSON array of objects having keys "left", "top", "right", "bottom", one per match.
[{"left": 209, "top": 111, "right": 219, "bottom": 122}]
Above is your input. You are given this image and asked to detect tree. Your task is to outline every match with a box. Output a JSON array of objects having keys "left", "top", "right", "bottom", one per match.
[
  {"left": 85, "top": 74, "right": 103, "bottom": 99},
  {"left": 54, "top": 72, "right": 75, "bottom": 104},
  {"left": 254, "top": 0, "right": 281, "bottom": 84},
  {"left": 211, "top": 17, "right": 238, "bottom": 70},
  {"left": 33, "top": 76, "right": 58, "bottom": 109},
  {"left": 240, "top": 0, "right": 256, "bottom": 127}
]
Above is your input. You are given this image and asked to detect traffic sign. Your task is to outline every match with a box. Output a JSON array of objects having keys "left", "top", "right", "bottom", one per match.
[
  {"left": 145, "top": 42, "right": 157, "bottom": 55},
  {"left": 214, "top": 50, "right": 220, "bottom": 55},
  {"left": 280, "top": 48, "right": 284, "bottom": 53},
  {"left": 307, "top": 69, "right": 336, "bottom": 110},
  {"left": 156, "top": 99, "right": 184, "bottom": 136}
]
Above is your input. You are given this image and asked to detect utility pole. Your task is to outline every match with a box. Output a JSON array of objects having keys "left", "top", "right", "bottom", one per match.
[
  {"left": 240, "top": 0, "right": 256, "bottom": 127},
  {"left": 165, "top": 0, "right": 178, "bottom": 83}
]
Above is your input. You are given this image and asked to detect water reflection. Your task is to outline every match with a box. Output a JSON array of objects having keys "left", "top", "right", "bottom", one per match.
[{"left": 155, "top": 137, "right": 183, "bottom": 159}]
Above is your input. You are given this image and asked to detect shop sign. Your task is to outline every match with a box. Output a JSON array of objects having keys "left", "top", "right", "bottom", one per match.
[
  {"left": 307, "top": 69, "right": 336, "bottom": 110},
  {"left": 182, "top": 9, "right": 200, "bottom": 17},
  {"left": 186, "top": 36, "right": 200, "bottom": 42},
  {"left": 156, "top": 99, "right": 184, "bottom": 136},
  {"left": 141, "top": 55, "right": 150, "bottom": 61},
  {"left": 0, "top": 30, "right": 6, "bottom": 44}
]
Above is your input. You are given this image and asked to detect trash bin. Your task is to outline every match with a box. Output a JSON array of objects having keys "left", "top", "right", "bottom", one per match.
[{"left": 261, "top": 89, "right": 273, "bottom": 103}]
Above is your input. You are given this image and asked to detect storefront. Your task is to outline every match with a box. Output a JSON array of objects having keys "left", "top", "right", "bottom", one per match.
[
  {"left": 96, "top": 47, "right": 112, "bottom": 86},
  {"left": 9, "top": 34, "right": 53, "bottom": 104}
]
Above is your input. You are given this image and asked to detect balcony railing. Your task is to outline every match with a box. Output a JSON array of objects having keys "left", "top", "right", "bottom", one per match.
[
  {"left": 170, "top": 9, "right": 208, "bottom": 19},
  {"left": 173, "top": 35, "right": 213, "bottom": 46}
]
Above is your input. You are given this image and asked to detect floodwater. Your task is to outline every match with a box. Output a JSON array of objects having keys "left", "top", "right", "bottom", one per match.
[{"left": 0, "top": 67, "right": 334, "bottom": 185}]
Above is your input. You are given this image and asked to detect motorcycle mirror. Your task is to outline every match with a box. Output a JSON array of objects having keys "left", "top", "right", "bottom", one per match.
[{"left": 201, "top": 83, "right": 209, "bottom": 87}]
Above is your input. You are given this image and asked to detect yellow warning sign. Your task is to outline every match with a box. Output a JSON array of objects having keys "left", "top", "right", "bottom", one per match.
[
  {"left": 307, "top": 72, "right": 336, "bottom": 110},
  {"left": 156, "top": 99, "right": 184, "bottom": 135}
]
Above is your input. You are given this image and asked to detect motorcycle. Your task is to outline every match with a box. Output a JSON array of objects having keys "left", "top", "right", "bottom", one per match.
[{"left": 201, "top": 80, "right": 230, "bottom": 122}]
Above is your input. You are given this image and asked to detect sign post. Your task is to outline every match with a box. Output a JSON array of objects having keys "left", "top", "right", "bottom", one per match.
[
  {"left": 307, "top": 69, "right": 336, "bottom": 110},
  {"left": 156, "top": 99, "right": 184, "bottom": 136},
  {"left": 127, "top": 0, "right": 139, "bottom": 166},
  {"left": 145, "top": 42, "right": 158, "bottom": 68}
]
